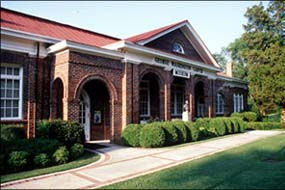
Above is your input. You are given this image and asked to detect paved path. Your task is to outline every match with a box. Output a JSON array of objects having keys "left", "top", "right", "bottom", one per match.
[{"left": 1, "top": 130, "right": 284, "bottom": 189}]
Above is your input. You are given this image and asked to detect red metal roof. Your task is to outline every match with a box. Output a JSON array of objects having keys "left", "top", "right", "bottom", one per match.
[
  {"left": 1, "top": 8, "right": 120, "bottom": 47},
  {"left": 126, "top": 20, "right": 188, "bottom": 43}
]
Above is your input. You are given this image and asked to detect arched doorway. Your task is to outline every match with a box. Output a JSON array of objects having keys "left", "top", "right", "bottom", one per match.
[
  {"left": 195, "top": 81, "right": 205, "bottom": 118},
  {"left": 51, "top": 78, "right": 64, "bottom": 119},
  {"left": 79, "top": 79, "right": 111, "bottom": 141},
  {"left": 139, "top": 72, "right": 160, "bottom": 122},
  {"left": 171, "top": 77, "right": 186, "bottom": 119}
]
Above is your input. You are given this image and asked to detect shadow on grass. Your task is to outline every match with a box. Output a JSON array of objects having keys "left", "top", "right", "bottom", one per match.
[{"left": 102, "top": 134, "right": 285, "bottom": 189}]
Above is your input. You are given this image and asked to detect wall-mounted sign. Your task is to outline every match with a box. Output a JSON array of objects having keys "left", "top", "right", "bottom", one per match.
[
  {"left": 154, "top": 57, "right": 169, "bottom": 66},
  {"left": 94, "top": 111, "right": 102, "bottom": 124},
  {"left": 173, "top": 69, "right": 190, "bottom": 78},
  {"left": 171, "top": 61, "right": 191, "bottom": 71}
]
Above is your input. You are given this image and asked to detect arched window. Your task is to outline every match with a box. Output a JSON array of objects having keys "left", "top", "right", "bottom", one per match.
[
  {"left": 216, "top": 93, "right": 224, "bottom": 114},
  {"left": 172, "top": 42, "right": 184, "bottom": 54}
]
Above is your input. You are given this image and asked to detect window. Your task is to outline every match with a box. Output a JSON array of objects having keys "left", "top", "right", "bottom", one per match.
[
  {"left": 172, "top": 42, "right": 184, "bottom": 54},
  {"left": 139, "top": 80, "right": 150, "bottom": 117},
  {"left": 171, "top": 85, "right": 184, "bottom": 116},
  {"left": 216, "top": 93, "right": 224, "bottom": 114},
  {"left": 233, "top": 93, "right": 244, "bottom": 113},
  {"left": 1, "top": 64, "right": 23, "bottom": 120}
]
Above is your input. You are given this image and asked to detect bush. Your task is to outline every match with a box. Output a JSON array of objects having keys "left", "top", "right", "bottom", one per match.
[
  {"left": 53, "top": 146, "right": 69, "bottom": 165},
  {"left": 246, "top": 122, "right": 282, "bottom": 130},
  {"left": 1, "top": 124, "right": 25, "bottom": 141},
  {"left": 230, "top": 118, "right": 240, "bottom": 133},
  {"left": 236, "top": 118, "right": 246, "bottom": 132},
  {"left": 34, "top": 153, "right": 50, "bottom": 168},
  {"left": 121, "top": 124, "right": 143, "bottom": 147},
  {"left": 161, "top": 122, "right": 178, "bottom": 145},
  {"left": 230, "top": 112, "right": 242, "bottom": 118},
  {"left": 194, "top": 118, "right": 211, "bottom": 137},
  {"left": 36, "top": 120, "right": 84, "bottom": 147},
  {"left": 0, "top": 154, "right": 5, "bottom": 174},
  {"left": 139, "top": 123, "right": 166, "bottom": 148},
  {"left": 8, "top": 151, "right": 29, "bottom": 172},
  {"left": 231, "top": 112, "right": 257, "bottom": 122},
  {"left": 70, "top": 143, "right": 84, "bottom": 160},
  {"left": 209, "top": 118, "right": 227, "bottom": 136},
  {"left": 222, "top": 118, "right": 233, "bottom": 134},
  {"left": 172, "top": 121, "right": 188, "bottom": 143},
  {"left": 184, "top": 122, "right": 200, "bottom": 142}
]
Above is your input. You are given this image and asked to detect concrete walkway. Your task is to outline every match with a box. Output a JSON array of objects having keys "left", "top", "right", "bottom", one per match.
[{"left": 1, "top": 130, "right": 284, "bottom": 189}]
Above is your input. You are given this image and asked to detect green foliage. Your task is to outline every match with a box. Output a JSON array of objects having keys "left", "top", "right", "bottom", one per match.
[
  {"left": 121, "top": 124, "right": 143, "bottom": 147},
  {"left": 0, "top": 124, "right": 25, "bottom": 141},
  {"left": 36, "top": 120, "right": 84, "bottom": 147},
  {"left": 0, "top": 154, "right": 5, "bottom": 174},
  {"left": 53, "top": 146, "right": 69, "bottom": 165},
  {"left": 194, "top": 118, "right": 211, "bottom": 137},
  {"left": 209, "top": 118, "right": 227, "bottom": 136},
  {"left": 172, "top": 121, "right": 188, "bottom": 143},
  {"left": 184, "top": 122, "right": 200, "bottom": 142},
  {"left": 161, "top": 122, "right": 178, "bottom": 145},
  {"left": 33, "top": 153, "right": 50, "bottom": 168},
  {"left": 246, "top": 122, "right": 282, "bottom": 130},
  {"left": 70, "top": 143, "right": 84, "bottom": 160},
  {"left": 222, "top": 118, "right": 233, "bottom": 134},
  {"left": 236, "top": 118, "right": 246, "bottom": 132},
  {"left": 213, "top": 48, "right": 228, "bottom": 70},
  {"left": 231, "top": 112, "right": 257, "bottom": 122},
  {"left": 139, "top": 123, "right": 166, "bottom": 148},
  {"left": 8, "top": 151, "right": 29, "bottom": 172},
  {"left": 230, "top": 118, "right": 240, "bottom": 133}
]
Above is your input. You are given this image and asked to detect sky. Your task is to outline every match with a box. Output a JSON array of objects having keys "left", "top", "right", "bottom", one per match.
[{"left": 1, "top": 1, "right": 269, "bottom": 54}]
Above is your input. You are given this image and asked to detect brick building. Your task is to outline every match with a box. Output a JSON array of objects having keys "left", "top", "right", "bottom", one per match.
[{"left": 1, "top": 8, "right": 248, "bottom": 143}]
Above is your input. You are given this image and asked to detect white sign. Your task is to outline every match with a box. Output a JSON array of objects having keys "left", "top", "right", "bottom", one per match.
[{"left": 173, "top": 69, "right": 190, "bottom": 78}]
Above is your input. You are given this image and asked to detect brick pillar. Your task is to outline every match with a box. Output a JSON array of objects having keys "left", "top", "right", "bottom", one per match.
[
  {"left": 208, "top": 79, "right": 215, "bottom": 118},
  {"left": 164, "top": 82, "right": 171, "bottom": 121},
  {"left": 189, "top": 75, "right": 195, "bottom": 120},
  {"left": 63, "top": 98, "right": 80, "bottom": 122},
  {"left": 27, "top": 59, "right": 36, "bottom": 139},
  {"left": 113, "top": 100, "right": 122, "bottom": 143}
]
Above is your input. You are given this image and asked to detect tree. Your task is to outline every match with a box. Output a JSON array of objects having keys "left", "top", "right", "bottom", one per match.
[
  {"left": 213, "top": 47, "right": 228, "bottom": 71},
  {"left": 240, "top": 1, "right": 285, "bottom": 126}
]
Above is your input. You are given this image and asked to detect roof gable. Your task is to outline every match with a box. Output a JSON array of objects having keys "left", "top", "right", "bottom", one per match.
[{"left": 1, "top": 8, "right": 120, "bottom": 47}]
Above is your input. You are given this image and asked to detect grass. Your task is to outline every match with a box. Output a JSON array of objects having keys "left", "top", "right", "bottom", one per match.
[
  {"left": 102, "top": 134, "right": 285, "bottom": 189},
  {"left": 1, "top": 151, "right": 100, "bottom": 184}
]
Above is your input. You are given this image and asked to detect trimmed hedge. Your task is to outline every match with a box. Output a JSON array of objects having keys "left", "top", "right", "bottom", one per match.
[
  {"left": 1, "top": 124, "right": 25, "bottom": 141},
  {"left": 184, "top": 122, "right": 200, "bottom": 142},
  {"left": 139, "top": 123, "right": 166, "bottom": 148},
  {"left": 230, "top": 118, "right": 240, "bottom": 133},
  {"left": 230, "top": 112, "right": 257, "bottom": 122},
  {"left": 70, "top": 143, "right": 84, "bottom": 160},
  {"left": 172, "top": 121, "right": 188, "bottom": 143},
  {"left": 34, "top": 153, "right": 50, "bottom": 168},
  {"left": 246, "top": 122, "right": 282, "bottom": 130},
  {"left": 161, "top": 122, "right": 179, "bottom": 145},
  {"left": 8, "top": 151, "right": 30, "bottom": 172},
  {"left": 121, "top": 124, "right": 143, "bottom": 147},
  {"left": 209, "top": 118, "right": 227, "bottom": 136},
  {"left": 194, "top": 118, "right": 212, "bottom": 137},
  {"left": 53, "top": 146, "right": 69, "bottom": 165},
  {"left": 222, "top": 118, "right": 233, "bottom": 134}
]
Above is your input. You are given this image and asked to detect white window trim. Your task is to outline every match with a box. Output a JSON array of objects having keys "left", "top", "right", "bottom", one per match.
[
  {"left": 216, "top": 93, "right": 224, "bottom": 114},
  {"left": 0, "top": 63, "right": 23, "bottom": 121},
  {"left": 233, "top": 93, "right": 244, "bottom": 113},
  {"left": 139, "top": 80, "right": 151, "bottom": 117},
  {"left": 172, "top": 42, "right": 185, "bottom": 54},
  {"left": 171, "top": 86, "right": 184, "bottom": 117}
]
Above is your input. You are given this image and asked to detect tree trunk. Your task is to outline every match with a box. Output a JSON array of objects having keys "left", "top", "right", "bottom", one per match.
[{"left": 282, "top": 107, "right": 285, "bottom": 128}]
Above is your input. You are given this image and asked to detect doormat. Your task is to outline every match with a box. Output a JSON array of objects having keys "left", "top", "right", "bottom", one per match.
[{"left": 84, "top": 143, "right": 109, "bottom": 149}]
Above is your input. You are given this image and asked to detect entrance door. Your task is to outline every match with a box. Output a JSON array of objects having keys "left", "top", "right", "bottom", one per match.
[{"left": 79, "top": 90, "right": 90, "bottom": 141}]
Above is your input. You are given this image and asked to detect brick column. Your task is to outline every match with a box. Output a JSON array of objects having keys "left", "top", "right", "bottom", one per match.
[
  {"left": 27, "top": 59, "right": 36, "bottom": 139},
  {"left": 164, "top": 82, "right": 171, "bottom": 121},
  {"left": 63, "top": 97, "right": 80, "bottom": 122},
  {"left": 189, "top": 75, "right": 195, "bottom": 120}
]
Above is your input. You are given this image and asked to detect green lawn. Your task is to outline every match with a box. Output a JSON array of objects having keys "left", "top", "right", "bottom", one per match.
[
  {"left": 102, "top": 134, "right": 285, "bottom": 189},
  {"left": 1, "top": 151, "right": 100, "bottom": 184}
]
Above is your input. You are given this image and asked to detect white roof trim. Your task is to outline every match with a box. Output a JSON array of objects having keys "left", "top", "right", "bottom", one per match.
[
  {"left": 137, "top": 22, "right": 187, "bottom": 45},
  {"left": 216, "top": 74, "right": 248, "bottom": 84},
  {"left": 1, "top": 27, "right": 61, "bottom": 44},
  {"left": 47, "top": 40, "right": 124, "bottom": 60}
]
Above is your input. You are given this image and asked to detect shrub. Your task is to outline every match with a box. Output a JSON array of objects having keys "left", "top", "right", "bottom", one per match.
[
  {"left": 8, "top": 151, "right": 29, "bottom": 172},
  {"left": 139, "top": 123, "right": 166, "bottom": 148},
  {"left": 230, "top": 118, "right": 240, "bottom": 133},
  {"left": 70, "top": 143, "right": 84, "bottom": 160},
  {"left": 161, "top": 122, "right": 178, "bottom": 145},
  {"left": 34, "top": 153, "right": 50, "bottom": 168},
  {"left": 121, "top": 124, "right": 143, "bottom": 147},
  {"left": 194, "top": 118, "right": 212, "bottom": 137},
  {"left": 1, "top": 124, "right": 25, "bottom": 141},
  {"left": 184, "top": 122, "right": 200, "bottom": 142},
  {"left": 246, "top": 122, "right": 282, "bottom": 130},
  {"left": 53, "top": 146, "right": 69, "bottom": 165},
  {"left": 222, "top": 118, "right": 233, "bottom": 134},
  {"left": 36, "top": 120, "right": 51, "bottom": 138},
  {"left": 236, "top": 118, "right": 246, "bottom": 132},
  {"left": 209, "top": 118, "right": 227, "bottom": 136},
  {"left": 230, "top": 112, "right": 242, "bottom": 118},
  {"left": 231, "top": 112, "right": 257, "bottom": 122},
  {"left": 172, "top": 121, "right": 188, "bottom": 143},
  {"left": 0, "top": 154, "right": 5, "bottom": 174}
]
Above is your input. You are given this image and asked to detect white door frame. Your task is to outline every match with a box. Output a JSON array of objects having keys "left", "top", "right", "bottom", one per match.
[{"left": 80, "top": 89, "right": 91, "bottom": 141}]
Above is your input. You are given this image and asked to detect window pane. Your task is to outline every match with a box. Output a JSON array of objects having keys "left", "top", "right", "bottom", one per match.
[
  {"left": 13, "top": 100, "right": 18, "bottom": 108},
  {"left": 13, "top": 90, "right": 19, "bottom": 98},
  {"left": 0, "top": 79, "right": 5, "bottom": 89},
  {"left": 14, "top": 80, "right": 19, "bottom": 89},
  {"left": 7, "top": 80, "right": 13, "bottom": 88},
  {"left": 6, "top": 100, "right": 12, "bottom": 107},
  {"left": 0, "top": 108, "right": 4, "bottom": 117},
  {"left": 0, "top": 67, "right": 6, "bottom": 75},
  {"left": 14, "top": 68, "right": 19, "bottom": 76},
  {"left": 6, "top": 108, "right": 12, "bottom": 117},
  {"left": 0, "top": 100, "right": 5, "bottom": 108},
  {"left": 13, "top": 108, "right": 18, "bottom": 117},
  {"left": 7, "top": 68, "right": 13, "bottom": 75},
  {"left": 6, "top": 89, "right": 12, "bottom": 98},
  {"left": 0, "top": 89, "right": 5, "bottom": 98}
]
